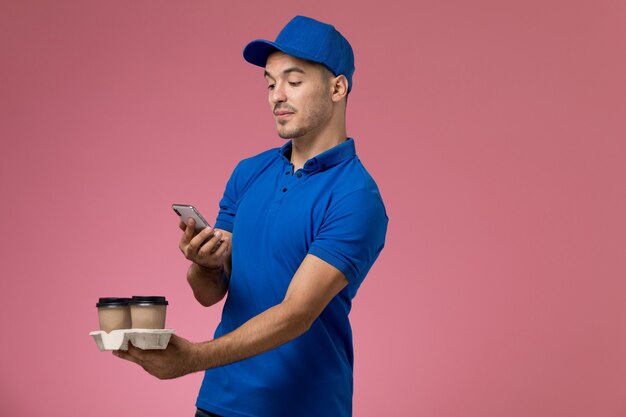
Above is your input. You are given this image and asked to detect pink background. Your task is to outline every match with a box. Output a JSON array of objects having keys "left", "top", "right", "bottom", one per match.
[{"left": 1, "top": 0, "right": 625, "bottom": 415}]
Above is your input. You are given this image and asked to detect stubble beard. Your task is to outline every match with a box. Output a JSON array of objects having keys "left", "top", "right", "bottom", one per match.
[
  {"left": 275, "top": 99, "right": 330, "bottom": 140},
  {"left": 277, "top": 123, "right": 307, "bottom": 139}
]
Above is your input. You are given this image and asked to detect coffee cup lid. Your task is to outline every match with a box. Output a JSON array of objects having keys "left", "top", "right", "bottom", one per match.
[
  {"left": 130, "top": 296, "right": 169, "bottom": 306},
  {"left": 96, "top": 297, "right": 131, "bottom": 308}
]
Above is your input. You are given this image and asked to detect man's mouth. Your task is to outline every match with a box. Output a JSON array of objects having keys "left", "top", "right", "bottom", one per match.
[
  {"left": 274, "top": 105, "right": 296, "bottom": 116},
  {"left": 274, "top": 110, "right": 295, "bottom": 120}
]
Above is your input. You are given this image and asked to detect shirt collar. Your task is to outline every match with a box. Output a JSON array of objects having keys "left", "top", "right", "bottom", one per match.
[{"left": 278, "top": 138, "right": 356, "bottom": 172}]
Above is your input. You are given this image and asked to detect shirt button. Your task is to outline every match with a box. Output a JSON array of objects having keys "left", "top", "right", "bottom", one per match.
[
  {"left": 297, "top": 173, "right": 302, "bottom": 178},
  {"left": 282, "top": 188, "right": 287, "bottom": 192}
]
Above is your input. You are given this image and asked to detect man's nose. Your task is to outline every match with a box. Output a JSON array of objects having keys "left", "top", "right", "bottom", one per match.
[{"left": 270, "top": 83, "right": 287, "bottom": 104}]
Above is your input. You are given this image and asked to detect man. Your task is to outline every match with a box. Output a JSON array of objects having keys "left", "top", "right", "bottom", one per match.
[{"left": 114, "top": 16, "right": 388, "bottom": 417}]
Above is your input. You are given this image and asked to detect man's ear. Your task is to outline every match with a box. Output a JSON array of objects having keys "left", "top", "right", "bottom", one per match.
[{"left": 331, "top": 75, "right": 349, "bottom": 103}]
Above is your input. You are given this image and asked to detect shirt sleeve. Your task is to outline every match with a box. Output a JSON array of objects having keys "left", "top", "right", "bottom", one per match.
[
  {"left": 308, "top": 188, "right": 388, "bottom": 290},
  {"left": 214, "top": 162, "right": 242, "bottom": 233}
]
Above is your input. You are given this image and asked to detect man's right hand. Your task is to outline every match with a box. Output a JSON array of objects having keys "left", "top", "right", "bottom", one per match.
[{"left": 179, "top": 218, "right": 231, "bottom": 271}]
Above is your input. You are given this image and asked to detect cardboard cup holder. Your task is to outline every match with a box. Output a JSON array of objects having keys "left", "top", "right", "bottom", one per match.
[{"left": 89, "top": 329, "right": 175, "bottom": 351}]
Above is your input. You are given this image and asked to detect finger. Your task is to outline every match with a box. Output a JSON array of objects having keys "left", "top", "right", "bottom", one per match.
[
  {"left": 180, "top": 219, "right": 197, "bottom": 253},
  {"left": 185, "top": 218, "right": 196, "bottom": 241},
  {"left": 167, "top": 334, "right": 183, "bottom": 347},
  {"left": 178, "top": 220, "right": 187, "bottom": 231},
  {"left": 212, "top": 237, "right": 230, "bottom": 258},
  {"left": 112, "top": 349, "right": 142, "bottom": 365},
  {"left": 197, "top": 232, "right": 223, "bottom": 256},
  {"left": 198, "top": 236, "right": 220, "bottom": 256},
  {"left": 191, "top": 226, "right": 216, "bottom": 249}
]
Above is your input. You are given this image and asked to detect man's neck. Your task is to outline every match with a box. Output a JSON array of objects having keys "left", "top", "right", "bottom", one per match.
[{"left": 286, "top": 101, "right": 348, "bottom": 170}]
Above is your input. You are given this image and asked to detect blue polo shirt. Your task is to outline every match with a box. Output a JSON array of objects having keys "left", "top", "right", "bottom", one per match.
[{"left": 196, "top": 138, "right": 388, "bottom": 417}]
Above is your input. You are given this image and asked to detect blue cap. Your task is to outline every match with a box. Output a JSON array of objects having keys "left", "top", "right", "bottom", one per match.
[{"left": 243, "top": 16, "right": 355, "bottom": 92}]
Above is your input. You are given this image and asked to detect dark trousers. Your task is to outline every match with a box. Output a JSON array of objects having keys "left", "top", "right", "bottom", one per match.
[{"left": 195, "top": 408, "right": 222, "bottom": 417}]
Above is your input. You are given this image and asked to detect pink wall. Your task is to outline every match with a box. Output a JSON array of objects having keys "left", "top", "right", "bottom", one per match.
[{"left": 1, "top": 0, "right": 625, "bottom": 415}]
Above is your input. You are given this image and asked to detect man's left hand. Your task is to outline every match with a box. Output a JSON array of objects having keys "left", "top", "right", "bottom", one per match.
[{"left": 112, "top": 334, "right": 199, "bottom": 380}]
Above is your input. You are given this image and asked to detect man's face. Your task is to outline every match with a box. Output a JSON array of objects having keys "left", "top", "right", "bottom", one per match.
[{"left": 264, "top": 52, "right": 334, "bottom": 140}]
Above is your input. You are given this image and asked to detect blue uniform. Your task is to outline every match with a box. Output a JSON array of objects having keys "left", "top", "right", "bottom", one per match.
[{"left": 196, "top": 138, "right": 388, "bottom": 417}]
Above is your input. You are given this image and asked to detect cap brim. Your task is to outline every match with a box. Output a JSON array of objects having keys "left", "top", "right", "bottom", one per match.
[
  {"left": 243, "top": 40, "right": 325, "bottom": 69},
  {"left": 243, "top": 40, "right": 280, "bottom": 67}
]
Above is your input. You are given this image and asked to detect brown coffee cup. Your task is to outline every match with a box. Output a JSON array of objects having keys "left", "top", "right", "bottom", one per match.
[
  {"left": 96, "top": 298, "right": 132, "bottom": 333},
  {"left": 129, "top": 296, "right": 168, "bottom": 329}
]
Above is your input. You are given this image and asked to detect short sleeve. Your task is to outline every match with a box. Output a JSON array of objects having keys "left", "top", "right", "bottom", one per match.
[
  {"left": 308, "top": 189, "right": 388, "bottom": 290},
  {"left": 214, "top": 163, "right": 242, "bottom": 233}
]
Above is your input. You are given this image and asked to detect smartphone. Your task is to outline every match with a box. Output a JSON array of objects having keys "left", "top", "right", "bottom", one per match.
[{"left": 172, "top": 204, "right": 211, "bottom": 234}]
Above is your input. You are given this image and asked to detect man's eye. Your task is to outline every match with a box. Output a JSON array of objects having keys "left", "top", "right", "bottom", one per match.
[
  {"left": 267, "top": 84, "right": 275, "bottom": 90},
  {"left": 289, "top": 81, "right": 302, "bottom": 86}
]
